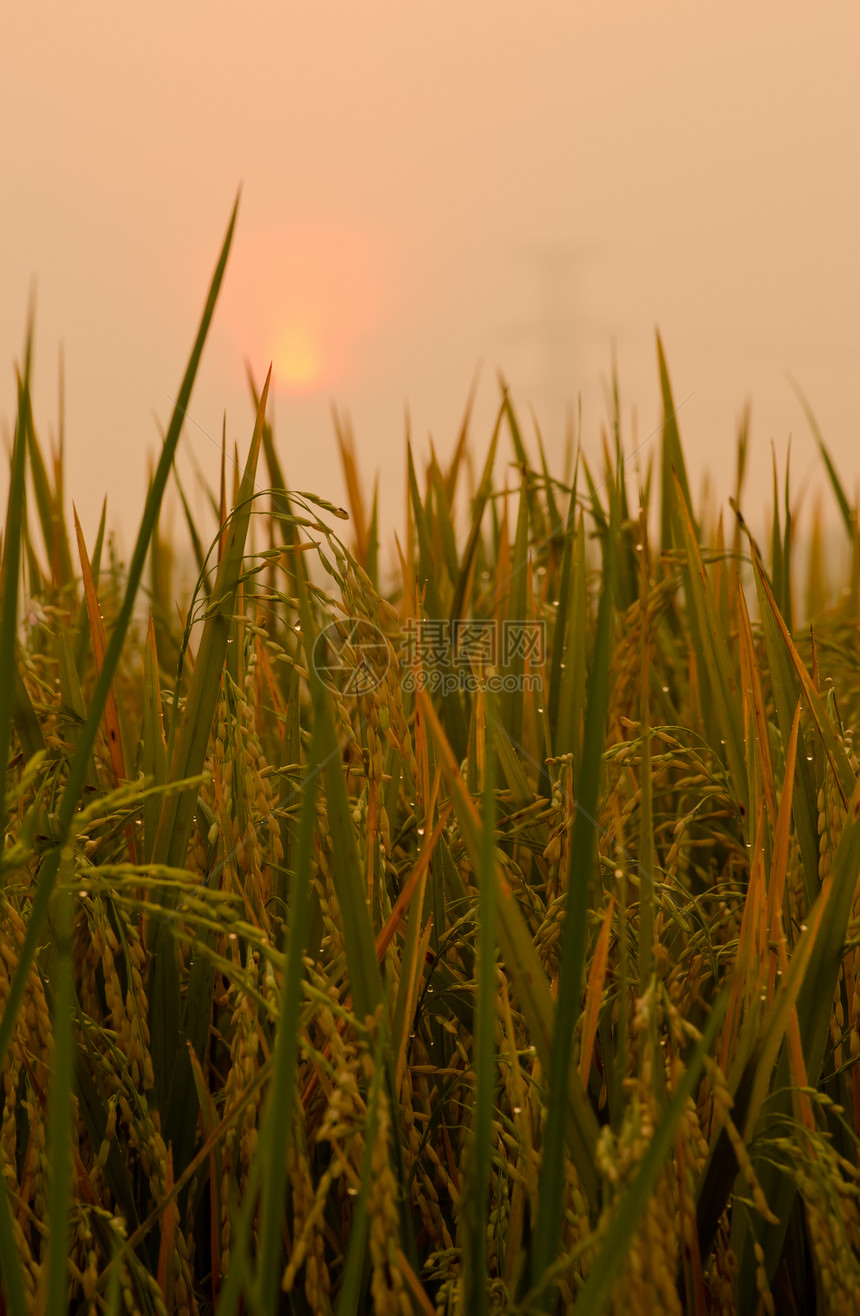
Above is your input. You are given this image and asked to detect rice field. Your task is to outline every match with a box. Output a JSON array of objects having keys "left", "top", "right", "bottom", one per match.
[{"left": 2, "top": 201, "right": 860, "bottom": 1314}]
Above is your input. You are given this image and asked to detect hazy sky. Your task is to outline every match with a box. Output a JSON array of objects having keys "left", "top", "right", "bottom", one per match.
[{"left": 3, "top": 4, "right": 859, "bottom": 568}]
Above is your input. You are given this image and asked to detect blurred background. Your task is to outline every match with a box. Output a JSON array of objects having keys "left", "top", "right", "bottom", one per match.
[{"left": 2, "top": 2, "right": 859, "bottom": 578}]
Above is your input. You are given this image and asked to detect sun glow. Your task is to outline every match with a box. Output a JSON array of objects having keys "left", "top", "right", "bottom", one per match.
[
  {"left": 217, "top": 223, "right": 393, "bottom": 398},
  {"left": 273, "top": 322, "right": 324, "bottom": 392}
]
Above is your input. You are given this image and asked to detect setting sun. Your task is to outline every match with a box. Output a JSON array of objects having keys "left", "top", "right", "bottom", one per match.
[
  {"left": 273, "top": 321, "right": 324, "bottom": 392},
  {"left": 217, "top": 222, "right": 392, "bottom": 400}
]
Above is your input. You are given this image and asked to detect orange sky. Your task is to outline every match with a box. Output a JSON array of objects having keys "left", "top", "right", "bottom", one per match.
[{"left": 2, "top": 3, "right": 859, "bottom": 570}]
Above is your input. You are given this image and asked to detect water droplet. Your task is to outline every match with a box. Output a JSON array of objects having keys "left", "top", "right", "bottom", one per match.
[
  {"left": 662, "top": 685, "right": 669, "bottom": 693},
  {"left": 417, "top": 827, "right": 425, "bottom": 836}
]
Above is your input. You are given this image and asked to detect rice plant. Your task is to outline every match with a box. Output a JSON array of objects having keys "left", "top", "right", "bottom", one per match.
[{"left": 2, "top": 200, "right": 860, "bottom": 1314}]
